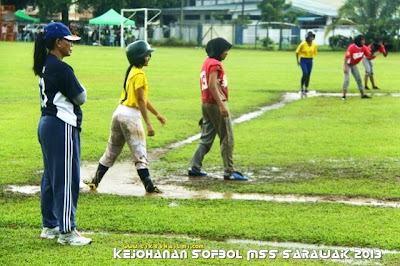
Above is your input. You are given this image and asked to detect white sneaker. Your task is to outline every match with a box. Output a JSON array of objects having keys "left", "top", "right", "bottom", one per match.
[
  {"left": 40, "top": 226, "right": 59, "bottom": 239},
  {"left": 57, "top": 229, "right": 92, "bottom": 246}
]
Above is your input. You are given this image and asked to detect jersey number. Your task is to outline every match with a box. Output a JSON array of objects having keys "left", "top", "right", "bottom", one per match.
[
  {"left": 200, "top": 70, "right": 208, "bottom": 91},
  {"left": 39, "top": 77, "right": 48, "bottom": 108}
]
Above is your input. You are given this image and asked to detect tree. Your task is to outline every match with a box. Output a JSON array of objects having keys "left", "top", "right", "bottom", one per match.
[
  {"left": 77, "top": 0, "right": 129, "bottom": 18},
  {"left": 37, "top": 0, "right": 72, "bottom": 25},
  {"left": 1, "top": 0, "right": 36, "bottom": 10},
  {"left": 324, "top": 18, "right": 356, "bottom": 40},
  {"left": 338, "top": 0, "right": 400, "bottom": 48},
  {"left": 257, "top": 0, "right": 301, "bottom": 50},
  {"left": 14, "top": 0, "right": 181, "bottom": 26}
]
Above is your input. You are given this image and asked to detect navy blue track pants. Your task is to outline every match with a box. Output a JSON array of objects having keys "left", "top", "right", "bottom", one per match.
[{"left": 38, "top": 115, "right": 81, "bottom": 233}]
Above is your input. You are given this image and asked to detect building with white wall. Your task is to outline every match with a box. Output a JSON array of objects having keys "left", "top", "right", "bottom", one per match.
[{"left": 161, "top": 0, "right": 356, "bottom": 45}]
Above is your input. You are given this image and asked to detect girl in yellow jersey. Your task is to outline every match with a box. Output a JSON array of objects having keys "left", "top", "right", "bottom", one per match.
[
  {"left": 84, "top": 40, "right": 166, "bottom": 193},
  {"left": 296, "top": 31, "right": 318, "bottom": 95}
]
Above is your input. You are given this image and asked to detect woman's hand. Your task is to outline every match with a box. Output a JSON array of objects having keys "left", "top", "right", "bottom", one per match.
[
  {"left": 146, "top": 123, "right": 155, "bottom": 136},
  {"left": 156, "top": 114, "right": 167, "bottom": 125}
]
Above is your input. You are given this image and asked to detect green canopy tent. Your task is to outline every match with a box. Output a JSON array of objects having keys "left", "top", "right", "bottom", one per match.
[
  {"left": 89, "top": 8, "right": 135, "bottom": 26},
  {"left": 89, "top": 8, "right": 135, "bottom": 45},
  {"left": 15, "top": 10, "right": 40, "bottom": 23},
  {"left": 14, "top": 10, "right": 40, "bottom": 41}
]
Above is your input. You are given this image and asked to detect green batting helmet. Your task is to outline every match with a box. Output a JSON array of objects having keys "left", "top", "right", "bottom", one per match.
[{"left": 126, "top": 40, "right": 155, "bottom": 67}]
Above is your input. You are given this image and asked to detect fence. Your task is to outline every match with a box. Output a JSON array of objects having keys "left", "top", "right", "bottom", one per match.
[
  {"left": 150, "top": 24, "right": 235, "bottom": 45},
  {"left": 147, "top": 23, "right": 357, "bottom": 47}
]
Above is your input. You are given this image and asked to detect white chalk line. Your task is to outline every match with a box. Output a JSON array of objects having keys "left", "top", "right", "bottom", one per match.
[
  {"left": 6, "top": 92, "right": 400, "bottom": 263},
  {"left": 168, "top": 92, "right": 400, "bottom": 149}
]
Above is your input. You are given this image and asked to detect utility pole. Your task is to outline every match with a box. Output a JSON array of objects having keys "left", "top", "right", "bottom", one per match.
[
  {"left": 180, "top": 0, "right": 183, "bottom": 39},
  {"left": 241, "top": 0, "right": 245, "bottom": 19}
]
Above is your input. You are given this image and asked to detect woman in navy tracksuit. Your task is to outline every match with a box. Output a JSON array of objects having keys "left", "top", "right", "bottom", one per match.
[{"left": 33, "top": 22, "right": 91, "bottom": 246}]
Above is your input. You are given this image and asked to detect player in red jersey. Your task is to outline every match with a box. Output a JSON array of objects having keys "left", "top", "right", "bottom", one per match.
[
  {"left": 362, "top": 38, "right": 387, "bottom": 90},
  {"left": 342, "top": 35, "right": 371, "bottom": 100},
  {"left": 188, "top": 37, "right": 248, "bottom": 181}
]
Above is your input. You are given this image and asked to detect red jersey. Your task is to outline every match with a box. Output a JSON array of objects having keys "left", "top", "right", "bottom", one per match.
[
  {"left": 345, "top": 44, "right": 371, "bottom": 65},
  {"left": 200, "top": 57, "right": 228, "bottom": 104},
  {"left": 365, "top": 43, "right": 386, "bottom": 60}
]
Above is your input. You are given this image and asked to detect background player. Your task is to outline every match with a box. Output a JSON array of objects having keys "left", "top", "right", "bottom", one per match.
[
  {"left": 362, "top": 38, "right": 387, "bottom": 90},
  {"left": 342, "top": 35, "right": 371, "bottom": 100},
  {"left": 296, "top": 31, "right": 318, "bottom": 96},
  {"left": 84, "top": 40, "right": 166, "bottom": 193},
  {"left": 33, "top": 22, "right": 91, "bottom": 245}
]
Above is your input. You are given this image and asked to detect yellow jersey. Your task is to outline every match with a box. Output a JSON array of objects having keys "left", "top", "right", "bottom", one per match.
[
  {"left": 120, "top": 67, "right": 148, "bottom": 108},
  {"left": 296, "top": 41, "right": 318, "bottom": 58}
]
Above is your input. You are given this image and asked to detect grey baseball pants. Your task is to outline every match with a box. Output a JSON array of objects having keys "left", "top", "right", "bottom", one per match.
[
  {"left": 343, "top": 64, "right": 364, "bottom": 91},
  {"left": 362, "top": 57, "right": 374, "bottom": 77},
  {"left": 190, "top": 102, "right": 235, "bottom": 177}
]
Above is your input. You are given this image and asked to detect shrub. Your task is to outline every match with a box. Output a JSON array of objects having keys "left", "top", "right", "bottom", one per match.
[
  {"left": 328, "top": 35, "right": 352, "bottom": 50},
  {"left": 151, "top": 37, "right": 197, "bottom": 47},
  {"left": 261, "top": 37, "right": 274, "bottom": 50}
]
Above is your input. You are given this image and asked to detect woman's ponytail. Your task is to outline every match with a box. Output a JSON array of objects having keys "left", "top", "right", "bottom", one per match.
[
  {"left": 122, "top": 65, "right": 134, "bottom": 90},
  {"left": 33, "top": 32, "right": 47, "bottom": 76}
]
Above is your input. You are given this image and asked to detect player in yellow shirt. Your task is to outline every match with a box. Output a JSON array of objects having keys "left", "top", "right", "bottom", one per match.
[
  {"left": 84, "top": 40, "right": 166, "bottom": 193},
  {"left": 296, "top": 31, "right": 318, "bottom": 96},
  {"left": 119, "top": 67, "right": 149, "bottom": 107}
]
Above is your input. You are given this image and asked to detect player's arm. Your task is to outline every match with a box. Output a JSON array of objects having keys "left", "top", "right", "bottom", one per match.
[
  {"left": 380, "top": 44, "right": 388, "bottom": 57},
  {"left": 363, "top": 45, "right": 372, "bottom": 57},
  {"left": 343, "top": 55, "right": 349, "bottom": 74},
  {"left": 295, "top": 43, "right": 301, "bottom": 65},
  {"left": 208, "top": 70, "right": 229, "bottom": 117},
  {"left": 147, "top": 100, "right": 166, "bottom": 125},
  {"left": 72, "top": 89, "right": 86, "bottom": 106},
  {"left": 343, "top": 46, "right": 352, "bottom": 74},
  {"left": 64, "top": 67, "right": 86, "bottom": 106},
  {"left": 136, "top": 87, "right": 154, "bottom": 136}
]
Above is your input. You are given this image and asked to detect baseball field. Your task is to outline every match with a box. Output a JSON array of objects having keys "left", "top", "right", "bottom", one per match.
[{"left": 1, "top": 41, "right": 400, "bottom": 265}]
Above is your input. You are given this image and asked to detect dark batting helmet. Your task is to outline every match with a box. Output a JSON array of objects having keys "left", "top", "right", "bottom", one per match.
[
  {"left": 305, "top": 31, "right": 315, "bottom": 40},
  {"left": 371, "top": 42, "right": 380, "bottom": 54},
  {"left": 126, "top": 40, "right": 155, "bottom": 67},
  {"left": 354, "top": 35, "right": 365, "bottom": 47}
]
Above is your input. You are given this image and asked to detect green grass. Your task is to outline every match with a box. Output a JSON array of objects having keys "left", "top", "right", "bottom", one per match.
[
  {"left": 2, "top": 193, "right": 400, "bottom": 248},
  {"left": 1, "top": 42, "right": 400, "bottom": 265},
  {"left": 162, "top": 96, "right": 400, "bottom": 198},
  {"left": 2, "top": 193, "right": 400, "bottom": 264}
]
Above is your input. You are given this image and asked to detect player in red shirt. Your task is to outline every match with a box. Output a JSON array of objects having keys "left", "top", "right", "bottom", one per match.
[
  {"left": 362, "top": 38, "right": 387, "bottom": 90},
  {"left": 342, "top": 35, "right": 371, "bottom": 100},
  {"left": 188, "top": 37, "right": 248, "bottom": 181}
]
